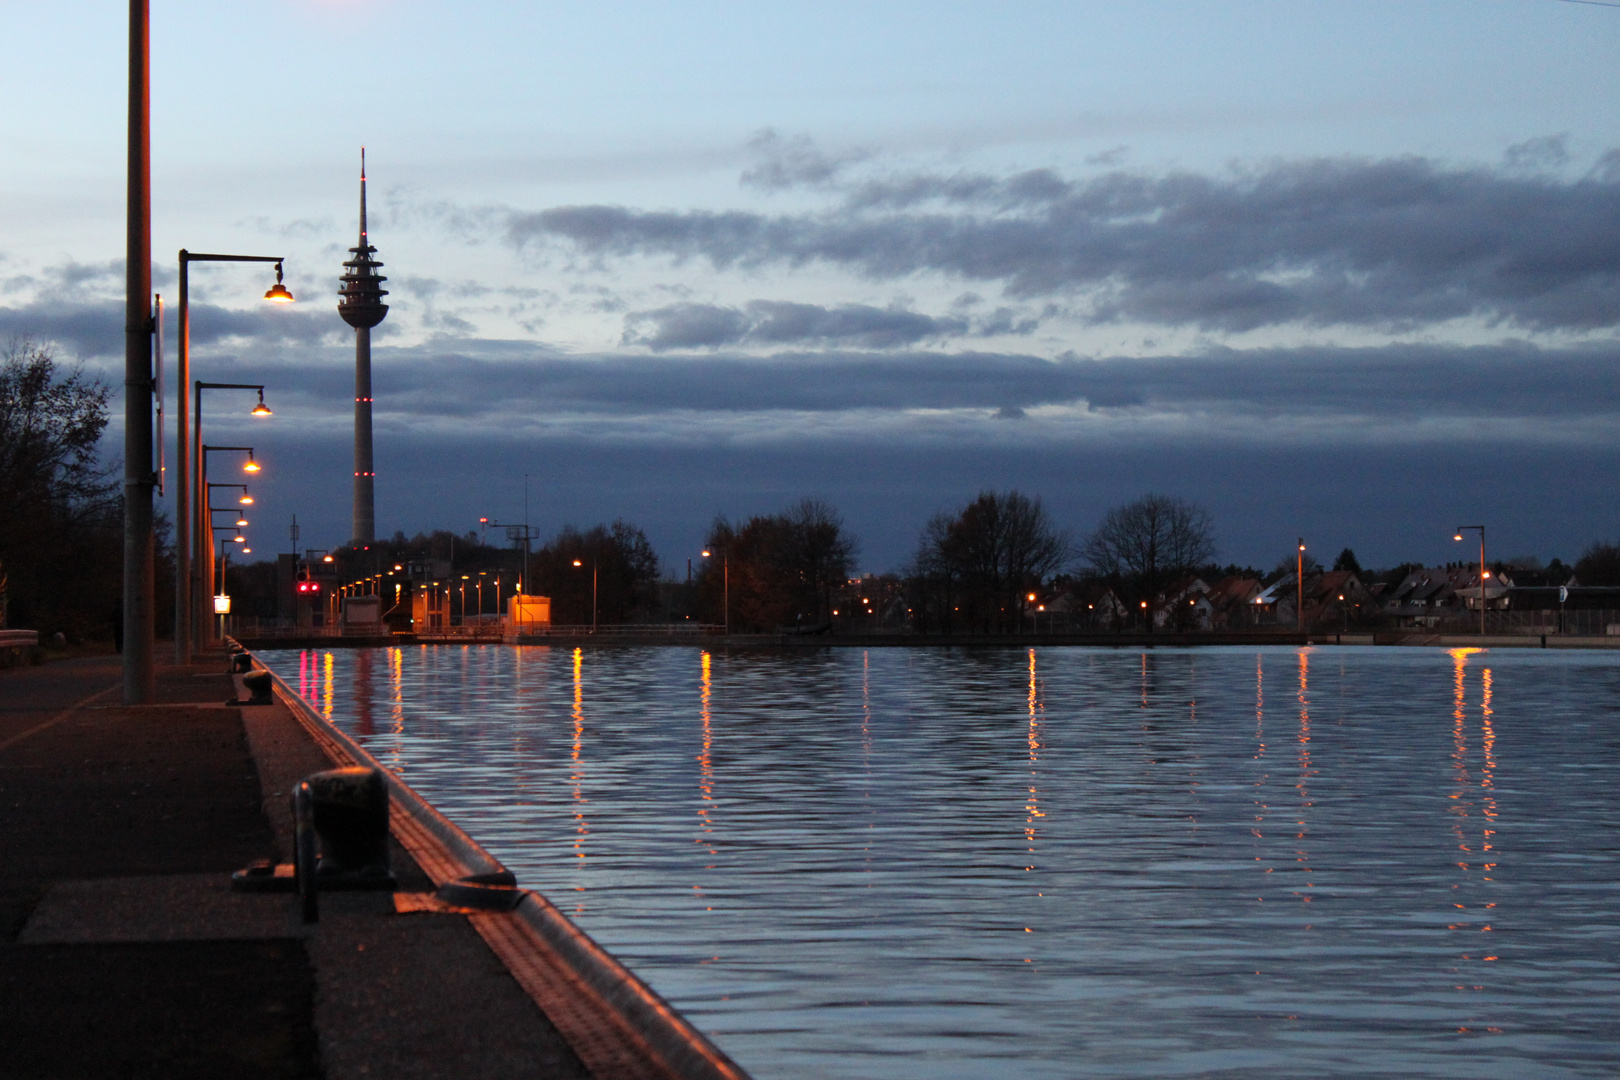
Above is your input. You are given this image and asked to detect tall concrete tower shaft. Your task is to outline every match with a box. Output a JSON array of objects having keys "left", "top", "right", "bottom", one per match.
[{"left": 338, "top": 149, "right": 389, "bottom": 544}]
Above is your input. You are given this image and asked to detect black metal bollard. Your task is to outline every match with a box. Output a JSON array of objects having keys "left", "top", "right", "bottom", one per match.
[
  {"left": 305, "top": 767, "right": 396, "bottom": 889},
  {"left": 239, "top": 670, "right": 273, "bottom": 705},
  {"left": 231, "top": 651, "right": 254, "bottom": 673}
]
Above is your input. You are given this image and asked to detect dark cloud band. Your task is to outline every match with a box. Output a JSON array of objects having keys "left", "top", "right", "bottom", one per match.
[{"left": 509, "top": 154, "right": 1620, "bottom": 333}]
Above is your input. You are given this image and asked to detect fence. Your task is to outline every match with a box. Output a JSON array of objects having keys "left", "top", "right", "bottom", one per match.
[{"left": 1427, "top": 609, "right": 1620, "bottom": 637}]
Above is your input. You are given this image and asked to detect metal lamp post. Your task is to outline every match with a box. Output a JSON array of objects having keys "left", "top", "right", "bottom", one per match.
[
  {"left": 174, "top": 255, "right": 285, "bottom": 661},
  {"left": 1455, "top": 525, "right": 1487, "bottom": 636},
  {"left": 199, "top": 445, "right": 259, "bottom": 645},
  {"left": 190, "top": 383, "right": 270, "bottom": 650},
  {"left": 572, "top": 557, "right": 598, "bottom": 632},
  {"left": 702, "top": 548, "right": 728, "bottom": 635},
  {"left": 1297, "top": 539, "right": 1306, "bottom": 635}
]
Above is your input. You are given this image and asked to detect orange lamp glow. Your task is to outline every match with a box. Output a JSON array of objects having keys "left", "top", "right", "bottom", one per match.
[
  {"left": 239, "top": 495, "right": 253, "bottom": 505},
  {"left": 243, "top": 457, "right": 261, "bottom": 473},
  {"left": 263, "top": 262, "right": 294, "bottom": 304}
]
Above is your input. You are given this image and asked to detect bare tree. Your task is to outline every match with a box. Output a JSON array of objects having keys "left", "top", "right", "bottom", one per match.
[
  {"left": 700, "top": 499, "right": 858, "bottom": 630},
  {"left": 0, "top": 337, "right": 122, "bottom": 638},
  {"left": 1082, "top": 494, "right": 1215, "bottom": 631},
  {"left": 908, "top": 490, "right": 1070, "bottom": 632}
]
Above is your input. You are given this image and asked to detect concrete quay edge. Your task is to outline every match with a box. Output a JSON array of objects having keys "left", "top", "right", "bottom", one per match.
[{"left": 262, "top": 660, "right": 753, "bottom": 1080}]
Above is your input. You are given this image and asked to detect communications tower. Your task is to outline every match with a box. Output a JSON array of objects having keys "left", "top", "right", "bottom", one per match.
[{"left": 338, "top": 149, "right": 389, "bottom": 545}]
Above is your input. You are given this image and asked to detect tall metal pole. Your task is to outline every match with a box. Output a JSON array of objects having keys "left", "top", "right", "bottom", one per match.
[
  {"left": 123, "top": 0, "right": 154, "bottom": 703},
  {"left": 175, "top": 257, "right": 191, "bottom": 661},
  {"left": 1296, "top": 539, "right": 1305, "bottom": 635},
  {"left": 1455, "top": 525, "right": 1488, "bottom": 637}
]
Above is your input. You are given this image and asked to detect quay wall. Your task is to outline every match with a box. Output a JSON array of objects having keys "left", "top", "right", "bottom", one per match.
[{"left": 260, "top": 659, "right": 753, "bottom": 1080}]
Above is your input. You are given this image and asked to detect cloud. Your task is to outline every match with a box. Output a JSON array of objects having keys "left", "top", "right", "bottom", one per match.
[
  {"left": 507, "top": 153, "right": 1620, "bottom": 333},
  {"left": 1503, "top": 134, "right": 1569, "bottom": 172},
  {"left": 0, "top": 296, "right": 344, "bottom": 363},
  {"left": 739, "top": 129, "right": 868, "bottom": 192},
  {"left": 622, "top": 300, "right": 968, "bottom": 350},
  {"left": 211, "top": 338, "right": 1618, "bottom": 439}
]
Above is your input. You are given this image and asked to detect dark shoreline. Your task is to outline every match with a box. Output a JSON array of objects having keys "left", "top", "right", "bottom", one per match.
[{"left": 238, "top": 631, "right": 1620, "bottom": 650}]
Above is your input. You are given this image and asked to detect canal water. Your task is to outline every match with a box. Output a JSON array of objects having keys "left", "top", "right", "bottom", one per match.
[{"left": 260, "top": 645, "right": 1620, "bottom": 1079}]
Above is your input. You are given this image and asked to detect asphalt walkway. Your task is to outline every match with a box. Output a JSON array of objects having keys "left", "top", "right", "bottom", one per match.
[{"left": 0, "top": 653, "right": 591, "bottom": 1079}]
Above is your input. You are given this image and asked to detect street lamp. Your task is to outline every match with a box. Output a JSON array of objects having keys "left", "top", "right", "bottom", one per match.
[
  {"left": 573, "top": 556, "right": 598, "bottom": 632},
  {"left": 199, "top": 445, "right": 259, "bottom": 646},
  {"left": 1297, "top": 538, "right": 1306, "bottom": 634},
  {"left": 702, "top": 548, "right": 728, "bottom": 635},
  {"left": 1455, "top": 525, "right": 1487, "bottom": 636},
  {"left": 174, "top": 246, "right": 287, "bottom": 664},
  {"left": 180, "top": 377, "right": 272, "bottom": 661}
]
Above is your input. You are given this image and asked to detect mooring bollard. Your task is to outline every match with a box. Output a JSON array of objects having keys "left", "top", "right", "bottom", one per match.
[
  {"left": 231, "top": 651, "right": 254, "bottom": 673},
  {"left": 238, "top": 766, "right": 397, "bottom": 906},
  {"left": 306, "top": 766, "right": 396, "bottom": 888},
  {"left": 228, "top": 670, "right": 274, "bottom": 706}
]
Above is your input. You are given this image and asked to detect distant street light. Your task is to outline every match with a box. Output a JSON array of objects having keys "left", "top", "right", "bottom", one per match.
[
  {"left": 199, "top": 448, "right": 260, "bottom": 645},
  {"left": 1297, "top": 539, "right": 1306, "bottom": 635},
  {"left": 1455, "top": 525, "right": 1487, "bottom": 636},
  {"left": 702, "top": 548, "right": 728, "bottom": 635},
  {"left": 573, "top": 555, "right": 598, "bottom": 632},
  {"left": 184, "top": 377, "right": 272, "bottom": 659}
]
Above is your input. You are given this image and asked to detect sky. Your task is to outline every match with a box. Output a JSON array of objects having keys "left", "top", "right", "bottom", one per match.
[{"left": 3, "top": 1, "right": 1619, "bottom": 574}]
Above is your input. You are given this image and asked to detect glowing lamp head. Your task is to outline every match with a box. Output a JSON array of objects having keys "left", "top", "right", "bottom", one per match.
[
  {"left": 235, "top": 518, "right": 248, "bottom": 527},
  {"left": 323, "top": 555, "right": 333, "bottom": 563},
  {"left": 263, "top": 262, "right": 294, "bottom": 304},
  {"left": 243, "top": 457, "right": 261, "bottom": 474},
  {"left": 239, "top": 495, "right": 253, "bottom": 505},
  {"left": 232, "top": 535, "right": 245, "bottom": 544},
  {"left": 1027, "top": 592, "right": 1037, "bottom": 602},
  {"left": 1454, "top": 533, "right": 1463, "bottom": 542},
  {"left": 701, "top": 549, "right": 711, "bottom": 558},
  {"left": 573, "top": 559, "right": 583, "bottom": 567},
  {"left": 251, "top": 389, "right": 272, "bottom": 417}
]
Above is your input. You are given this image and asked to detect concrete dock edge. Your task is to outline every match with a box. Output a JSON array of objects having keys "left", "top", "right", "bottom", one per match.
[{"left": 263, "top": 662, "right": 752, "bottom": 1080}]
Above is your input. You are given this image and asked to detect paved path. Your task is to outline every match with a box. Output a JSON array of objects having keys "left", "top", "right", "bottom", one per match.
[{"left": 0, "top": 655, "right": 590, "bottom": 1079}]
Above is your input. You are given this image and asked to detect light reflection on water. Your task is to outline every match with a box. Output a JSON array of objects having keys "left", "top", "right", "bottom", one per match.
[{"left": 263, "top": 645, "right": 1620, "bottom": 1079}]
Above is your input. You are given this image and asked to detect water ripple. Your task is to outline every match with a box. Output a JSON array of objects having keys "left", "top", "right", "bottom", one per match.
[{"left": 262, "top": 644, "right": 1620, "bottom": 1079}]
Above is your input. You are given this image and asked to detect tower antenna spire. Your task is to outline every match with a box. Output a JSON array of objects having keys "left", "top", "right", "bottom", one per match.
[{"left": 360, "top": 147, "right": 367, "bottom": 241}]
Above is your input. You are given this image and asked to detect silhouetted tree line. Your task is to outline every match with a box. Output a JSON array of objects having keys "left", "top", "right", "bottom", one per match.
[
  {"left": 697, "top": 498, "right": 856, "bottom": 631},
  {"left": 905, "top": 490, "right": 1071, "bottom": 633},
  {"left": 0, "top": 338, "right": 174, "bottom": 642},
  {"left": 531, "top": 521, "right": 662, "bottom": 624}
]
